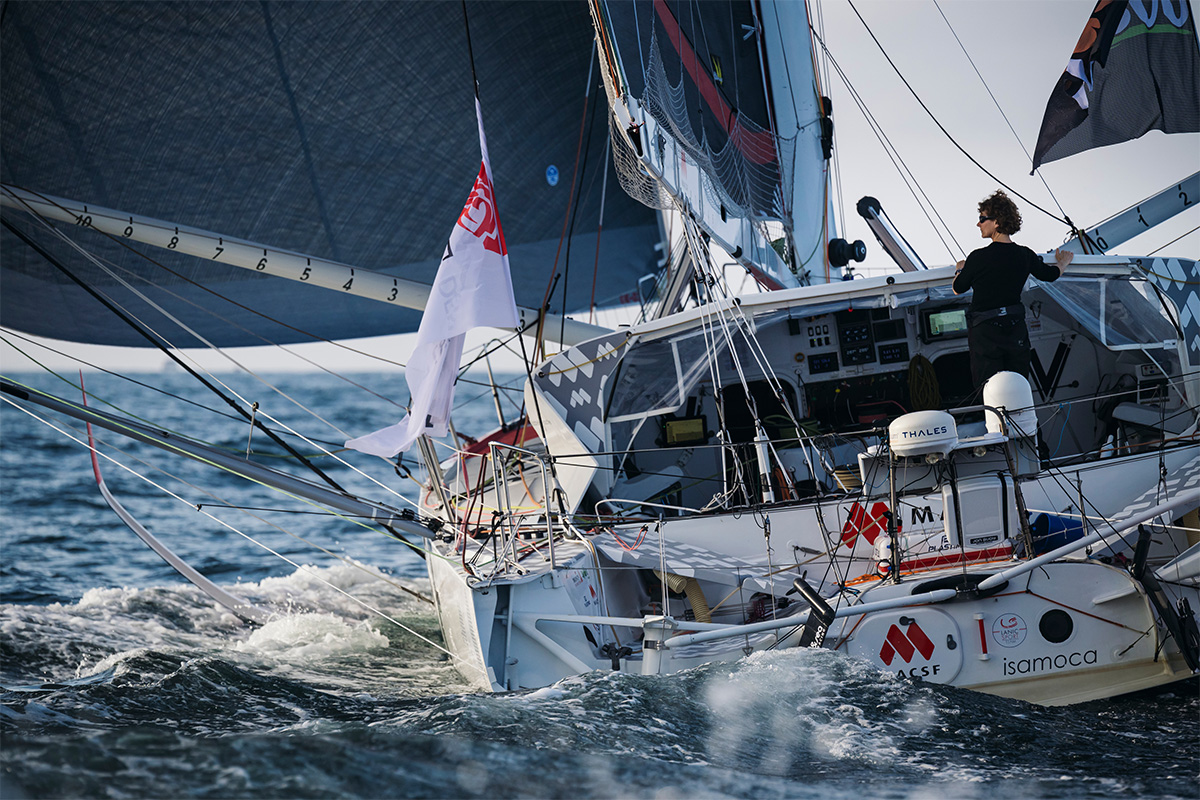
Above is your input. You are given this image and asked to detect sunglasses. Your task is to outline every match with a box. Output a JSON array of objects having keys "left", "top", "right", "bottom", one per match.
[{"left": 978, "top": 215, "right": 994, "bottom": 224}]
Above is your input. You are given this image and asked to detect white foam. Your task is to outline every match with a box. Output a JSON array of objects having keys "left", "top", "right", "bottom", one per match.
[{"left": 233, "top": 612, "right": 388, "bottom": 663}]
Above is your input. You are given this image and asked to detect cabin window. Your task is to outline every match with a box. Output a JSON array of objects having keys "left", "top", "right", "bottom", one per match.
[
  {"left": 606, "top": 328, "right": 718, "bottom": 422},
  {"left": 1037, "top": 277, "right": 1177, "bottom": 351}
]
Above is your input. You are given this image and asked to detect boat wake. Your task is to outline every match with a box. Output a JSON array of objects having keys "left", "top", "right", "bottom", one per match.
[{"left": 3, "top": 566, "right": 1195, "bottom": 798}]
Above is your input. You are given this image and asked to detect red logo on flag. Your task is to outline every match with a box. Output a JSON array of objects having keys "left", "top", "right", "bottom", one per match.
[
  {"left": 841, "top": 501, "right": 898, "bottom": 547},
  {"left": 878, "top": 621, "right": 935, "bottom": 665},
  {"left": 457, "top": 163, "right": 507, "bottom": 256}
]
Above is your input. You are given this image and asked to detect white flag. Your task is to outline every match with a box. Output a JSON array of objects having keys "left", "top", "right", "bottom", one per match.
[{"left": 346, "top": 99, "right": 519, "bottom": 458}]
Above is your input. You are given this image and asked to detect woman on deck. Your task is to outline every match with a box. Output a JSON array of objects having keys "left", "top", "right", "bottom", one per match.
[{"left": 953, "top": 190, "right": 1073, "bottom": 388}]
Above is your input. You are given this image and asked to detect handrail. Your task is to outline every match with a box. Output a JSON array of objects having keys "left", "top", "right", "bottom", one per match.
[
  {"left": 662, "top": 588, "right": 958, "bottom": 649},
  {"left": 490, "top": 441, "right": 557, "bottom": 568},
  {"left": 977, "top": 489, "right": 1200, "bottom": 591}
]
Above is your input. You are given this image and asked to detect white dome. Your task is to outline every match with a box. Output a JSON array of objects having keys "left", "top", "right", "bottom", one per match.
[
  {"left": 984, "top": 372, "right": 1038, "bottom": 437},
  {"left": 889, "top": 410, "right": 958, "bottom": 457}
]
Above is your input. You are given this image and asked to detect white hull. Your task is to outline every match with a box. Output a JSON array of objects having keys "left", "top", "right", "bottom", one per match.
[
  {"left": 834, "top": 560, "right": 1198, "bottom": 706},
  {"left": 426, "top": 441, "right": 1200, "bottom": 703}
]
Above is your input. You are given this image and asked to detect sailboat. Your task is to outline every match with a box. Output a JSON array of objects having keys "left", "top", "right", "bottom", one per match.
[{"left": 2, "top": 1, "right": 1197, "bottom": 706}]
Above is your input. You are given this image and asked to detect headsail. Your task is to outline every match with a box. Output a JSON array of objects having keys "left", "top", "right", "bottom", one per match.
[
  {"left": 0, "top": 1, "right": 659, "bottom": 348},
  {"left": 1032, "top": 0, "right": 1200, "bottom": 171}
]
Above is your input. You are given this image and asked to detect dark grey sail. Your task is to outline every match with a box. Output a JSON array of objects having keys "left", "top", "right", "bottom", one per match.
[{"left": 0, "top": 1, "right": 660, "bottom": 348}]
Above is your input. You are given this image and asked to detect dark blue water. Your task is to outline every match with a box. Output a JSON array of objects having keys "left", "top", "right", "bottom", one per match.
[{"left": 3, "top": 371, "right": 1197, "bottom": 799}]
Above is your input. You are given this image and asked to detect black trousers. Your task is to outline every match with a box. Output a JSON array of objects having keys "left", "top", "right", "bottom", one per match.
[{"left": 968, "top": 315, "right": 1030, "bottom": 388}]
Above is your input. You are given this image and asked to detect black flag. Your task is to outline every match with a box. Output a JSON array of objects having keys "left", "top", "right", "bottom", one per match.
[{"left": 1032, "top": 0, "right": 1200, "bottom": 172}]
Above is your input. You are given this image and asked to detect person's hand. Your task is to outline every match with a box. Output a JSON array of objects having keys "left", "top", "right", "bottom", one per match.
[
  {"left": 1054, "top": 248, "right": 1074, "bottom": 273},
  {"left": 955, "top": 259, "right": 965, "bottom": 275}
]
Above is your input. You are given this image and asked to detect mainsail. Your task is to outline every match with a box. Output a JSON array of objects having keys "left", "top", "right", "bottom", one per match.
[
  {"left": 591, "top": 0, "right": 832, "bottom": 287},
  {"left": 0, "top": 1, "right": 660, "bottom": 348}
]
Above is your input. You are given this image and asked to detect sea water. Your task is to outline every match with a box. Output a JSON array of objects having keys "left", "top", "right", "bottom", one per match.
[{"left": 2, "top": 371, "right": 1197, "bottom": 799}]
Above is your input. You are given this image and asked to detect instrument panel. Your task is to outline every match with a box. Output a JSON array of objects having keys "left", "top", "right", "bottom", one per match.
[{"left": 791, "top": 307, "right": 921, "bottom": 377}]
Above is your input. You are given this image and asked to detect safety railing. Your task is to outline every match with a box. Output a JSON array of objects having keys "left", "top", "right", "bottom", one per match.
[{"left": 488, "top": 441, "right": 557, "bottom": 573}]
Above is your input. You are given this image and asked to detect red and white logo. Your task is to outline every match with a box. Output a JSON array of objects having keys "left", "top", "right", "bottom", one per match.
[
  {"left": 878, "top": 620, "right": 935, "bottom": 665},
  {"left": 457, "top": 163, "right": 507, "bottom": 256},
  {"left": 842, "top": 501, "right": 898, "bottom": 548},
  {"left": 991, "top": 613, "right": 1027, "bottom": 648}
]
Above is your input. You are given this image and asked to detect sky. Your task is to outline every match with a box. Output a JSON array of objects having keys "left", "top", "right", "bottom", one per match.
[{"left": 1, "top": 0, "right": 1197, "bottom": 376}]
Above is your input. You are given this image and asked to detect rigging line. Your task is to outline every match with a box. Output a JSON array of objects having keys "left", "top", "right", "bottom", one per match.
[
  {"left": 514, "top": 327, "right": 565, "bottom": 513},
  {"left": 18, "top": 375, "right": 440, "bottom": 584},
  {"left": 1147, "top": 223, "right": 1200, "bottom": 256},
  {"left": 0, "top": 335, "right": 365, "bottom": 462},
  {"left": 197, "top": 503, "right": 416, "bottom": 518},
  {"left": 80, "top": 417, "right": 434, "bottom": 606},
  {"left": 87, "top": 253, "right": 405, "bottom": 408},
  {"left": 0, "top": 350, "right": 348, "bottom": 463},
  {"left": 589, "top": 135, "right": 612, "bottom": 325},
  {"left": 0, "top": 329, "right": 246, "bottom": 429},
  {"left": 0, "top": 184, "right": 408, "bottom": 373},
  {"left": 42, "top": 239, "right": 407, "bottom": 412},
  {"left": 688, "top": 229, "right": 752, "bottom": 506},
  {"left": 810, "top": 32, "right": 962, "bottom": 262},
  {"left": 542, "top": 340, "right": 628, "bottom": 376},
  {"left": 451, "top": 379, "right": 518, "bottom": 418},
  {"left": 812, "top": 60, "right": 948, "bottom": 259},
  {"left": 931, "top": 0, "right": 1072, "bottom": 222},
  {"left": 2, "top": 217, "right": 347, "bottom": 492},
  {"left": 2, "top": 375, "right": 426, "bottom": 519},
  {"left": 25, "top": 215, "right": 359, "bottom": 445},
  {"left": 722, "top": 303, "right": 822, "bottom": 483},
  {"left": 455, "top": 328, "right": 526, "bottom": 377},
  {"left": 844, "top": 0, "right": 1071, "bottom": 228},
  {"left": 537, "top": 40, "right": 599, "bottom": 361},
  {"left": 0, "top": 195, "right": 402, "bottom": 446},
  {"left": 556, "top": 96, "right": 607, "bottom": 332},
  {"left": 461, "top": 0, "right": 480, "bottom": 95},
  {"left": 248, "top": 401, "right": 433, "bottom": 515},
  {"left": 1015, "top": 438, "right": 1180, "bottom": 555},
  {"left": 5, "top": 397, "right": 473, "bottom": 669}
]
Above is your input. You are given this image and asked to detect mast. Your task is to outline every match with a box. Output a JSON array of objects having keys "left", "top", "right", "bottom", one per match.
[{"left": 756, "top": 0, "right": 833, "bottom": 282}]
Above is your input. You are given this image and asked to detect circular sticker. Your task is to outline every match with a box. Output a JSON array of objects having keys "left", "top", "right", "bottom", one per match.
[{"left": 991, "top": 613, "right": 1028, "bottom": 648}]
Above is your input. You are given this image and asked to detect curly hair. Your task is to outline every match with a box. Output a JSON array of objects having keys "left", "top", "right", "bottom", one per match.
[{"left": 978, "top": 190, "right": 1022, "bottom": 235}]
